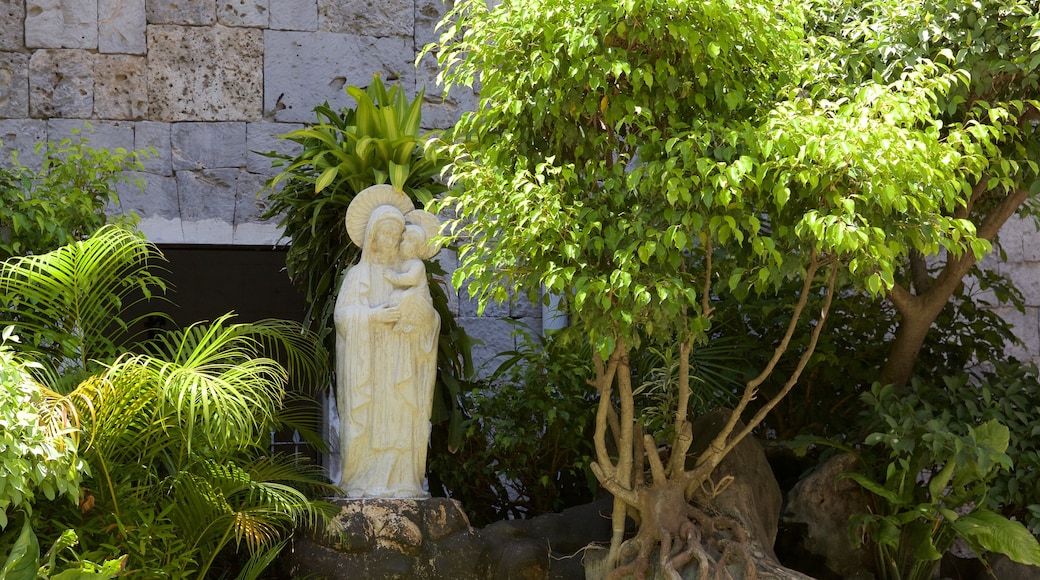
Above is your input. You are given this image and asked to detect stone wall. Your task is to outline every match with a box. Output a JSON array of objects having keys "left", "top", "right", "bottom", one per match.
[
  {"left": 0, "top": 0, "right": 536, "bottom": 367},
  {"left": 988, "top": 216, "right": 1040, "bottom": 366}
]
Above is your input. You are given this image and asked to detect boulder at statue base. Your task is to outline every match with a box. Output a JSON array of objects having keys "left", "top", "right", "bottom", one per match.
[{"left": 283, "top": 496, "right": 606, "bottom": 579}]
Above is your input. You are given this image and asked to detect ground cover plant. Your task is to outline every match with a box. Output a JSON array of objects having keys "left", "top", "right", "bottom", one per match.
[{"left": 426, "top": 0, "right": 1040, "bottom": 576}]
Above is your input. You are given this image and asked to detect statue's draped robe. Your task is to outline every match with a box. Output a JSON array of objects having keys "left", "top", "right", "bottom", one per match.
[{"left": 334, "top": 224, "right": 439, "bottom": 498}]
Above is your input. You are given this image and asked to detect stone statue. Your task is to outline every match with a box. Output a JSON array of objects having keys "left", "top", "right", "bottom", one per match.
[{"left": 334, "top": 185, "right": 441, "bottom": 498}]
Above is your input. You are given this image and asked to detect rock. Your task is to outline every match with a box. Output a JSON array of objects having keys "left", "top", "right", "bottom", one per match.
[
  {"left": 285, "top": 497, "right": 488, "bottom": 579},
  {"left": 782, "top": 452, "right": 873, "bottom": 579},
  {"left": 147, "top": 24, "right": 262, "bottom": 121},
  {"left": 25, "top": 0, "right": 97, "bottom": 49},
  {"left": 983, "top": 553, "right": 1040, "bottom": 580},
  {"left": 94, "top": 54, "right": 148, "bottom": 120},
  {"left": 0, "top": 52, "right": 29, "bottom": 118},
  {"left": 284, "top": 496, "right": 618, "bottom": 580},
  {"left": 687, "top": 409, "right": 783, "bottom": 560},
  {"left": 99, "top": 0, "right": 146, "bottom": 54},
  {"left": 29, "top": 49, "right": 94, "bottom": 118}
]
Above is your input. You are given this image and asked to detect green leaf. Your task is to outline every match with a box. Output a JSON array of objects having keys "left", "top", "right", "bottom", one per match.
[
  {"left": 0, "top": 516, "right": 40, "bottom": 580},
  {"left": 389, "top": 160, "right": 409, "bottom": 193},
  {"left": 952, "top": 509, "right": 1040, "bottom": 566},
  {"left": 844, "top": 472, "right": 904, "bottom": 505},
  {"left": 314, "top": 166, "right": 338, "bottom": 193}
]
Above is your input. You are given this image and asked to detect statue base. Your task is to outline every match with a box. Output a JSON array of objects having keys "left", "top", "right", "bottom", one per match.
[{"left": 283, "top": 497, "right": 533, "bottom": 579}]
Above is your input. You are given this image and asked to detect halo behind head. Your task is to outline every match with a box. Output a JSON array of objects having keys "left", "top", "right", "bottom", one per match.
[{"left": 345, "top": 185, "right": 415, "bottom": 248}]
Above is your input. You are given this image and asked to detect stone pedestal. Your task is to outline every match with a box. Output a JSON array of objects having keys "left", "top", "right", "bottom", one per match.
[{"left": 283, "top": 497, "right": 556, "bottom": 579}]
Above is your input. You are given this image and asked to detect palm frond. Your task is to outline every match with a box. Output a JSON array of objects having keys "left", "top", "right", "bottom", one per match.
[
  {"left": 0, "top": 224, "right": 168, "bottom": 378},
  {"left": 234, "top": 539, "right": 288, "bottom": 580},
  {"left": 168, "top": 457, "right": 335, "bottom": 577}
]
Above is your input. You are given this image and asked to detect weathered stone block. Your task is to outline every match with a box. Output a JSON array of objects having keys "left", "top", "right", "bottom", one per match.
[
  {"left": 29, "top": 49, "right": 94, "bottom": 119},
  {"left": 0, "top": 52, "right": 29, "bottom": 119},
  {"left": 0, "top": 119, "right": 48, "bottom": 169},
  {"left": 318, "top": 0, "right": 413, "bottom": 37},
  {"left": 416, "top": 53, "right": 479, "bottom": 131},
  {"left": 218, "top": 0, "right": 269, "bottom": 27},
  {"left": 117, "top": 171, "right": 179, "bottom": 219},
  {"left": 0, "top": 0, "right": 24, "bottom": 50},
  {"left": 135, "top": 121, "right": 172, "bottom": 176},
  {"left": 458, "top": 316, "right": 516, "bottom": 376},
  {"left": 990, "top": 305, "right": 1040, "bottom": 365},
  {"left": 26, "top": 0, "right": 98, "bottom": 48},
  {"left": 1007, "top": 261, "right": 1040, "bottom": 307},
  {"left": 264, "top": 31, "right": 415, "bottom": 123},
  {"left": 998, "top": 214, "right": 1040, "bottom": 263},
  {"left": 177, "top": 168, "right": 238, "bottom": 224},
  {"left": 171, "top": 122, "right": 248, "bottom": 170},
  {"left": 234, "top": 171, "right": 284, "bottom": 245},
  {"left": 95, "top": 55, "right": 148, "bottom": 120},
  {"left": 270, "top": 0, "right": 317, "bottom": 31},
  {"left": 234, "top": 170, "right": 270, "bottom": 224},
  {"left": 46, "top": 119, "right": 136, "bottom": 152},
  {"left": 173, "top": 120, "right": 250, "bottom": 170},
  {"left": 146, "top": 0, "right": 216, "bottom": 25},
  {"left": 100, "top": 0, "right": 147, "bottom": 54},
  {"left": 415, "top": 0, "right": 449, "bottom": 49},
  {"left": 245, "top": 121, "right": 302, "bottom": 175},
  {"left": 147, "top": 25, "right": 263, "bottom": 121}
]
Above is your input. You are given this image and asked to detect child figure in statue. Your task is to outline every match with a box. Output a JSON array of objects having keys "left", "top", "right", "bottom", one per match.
[{"left": 384, "top": 224, "right": 431, "bottom": 334}]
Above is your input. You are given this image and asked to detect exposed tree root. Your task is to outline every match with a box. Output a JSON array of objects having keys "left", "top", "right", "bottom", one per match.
[
  {"left": 604, "top": 497, "right": 757, "bottom": 580},
  {"left": 595, "top": 430, "right": 758, "bottom": 580}
]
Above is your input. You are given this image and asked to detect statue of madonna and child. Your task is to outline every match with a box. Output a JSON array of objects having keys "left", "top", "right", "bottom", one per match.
[{"left": 334, "top": 184, "right": 441, "bottom": 499}]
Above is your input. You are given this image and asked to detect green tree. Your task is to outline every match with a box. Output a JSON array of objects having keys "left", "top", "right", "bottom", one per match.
[
  {"left": 803, "top": 0, "right": 1040, "bottom": 388},
  {"left": 426, "top": 0, "right": 1028, "bottom": 575}
]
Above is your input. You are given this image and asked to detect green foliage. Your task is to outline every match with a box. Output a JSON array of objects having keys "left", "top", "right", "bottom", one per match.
[
  {"left": 429, "top": 328, "right": 597, "bottom": 525},
  {"left": 260, "top": 75, "right": 448, "bottom": 332},
  {"left": 632, "top": 340, "right": 749, "bottom": 438},
  {"left": 428, "top": 0, "right": 1000, "bottom": 361},
  {"left": 846, "top": 382, "right": 1040, "bottom": 579},
  {"left": 907, "top": 364, "right": 1040, "bottom": 536},
  {"left": 0, "top": 330, "right": 84, "bottom": 530},
  {"left": 0, "top": 227, "right": 336, "bottom": 579},
  {"left": 0, "top": 130, "right": 147, "bottom": 261}
]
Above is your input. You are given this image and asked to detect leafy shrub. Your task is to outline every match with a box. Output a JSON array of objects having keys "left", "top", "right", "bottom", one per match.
[
  {"left": 0, "top": 328, "right": 83, "bottom": 530},
  {"left": 0, "top": 130, "right": 146, "bottom": 260},
  {"left": 913, "top": 364, "right": 1040, "bottom": 535},
  {"left": 429, "top": 327, "right": 597, "bottom": 525},
  {"left": 845, "top": 382, "right": 1040, "bottom": 579},
  {"left": 0, "top": 228, "right": 336, "bottom": 578}
]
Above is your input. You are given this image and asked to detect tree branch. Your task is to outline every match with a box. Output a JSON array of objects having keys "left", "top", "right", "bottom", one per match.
[
  {"left": 722, "top": 263, "right": 839, "bottom": 459},
  {"left": 908, "top": 250, "right": 932, "bottom": 294},
  {"left": 694, "top": 249, "right": 823, "bottom": 470}
]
